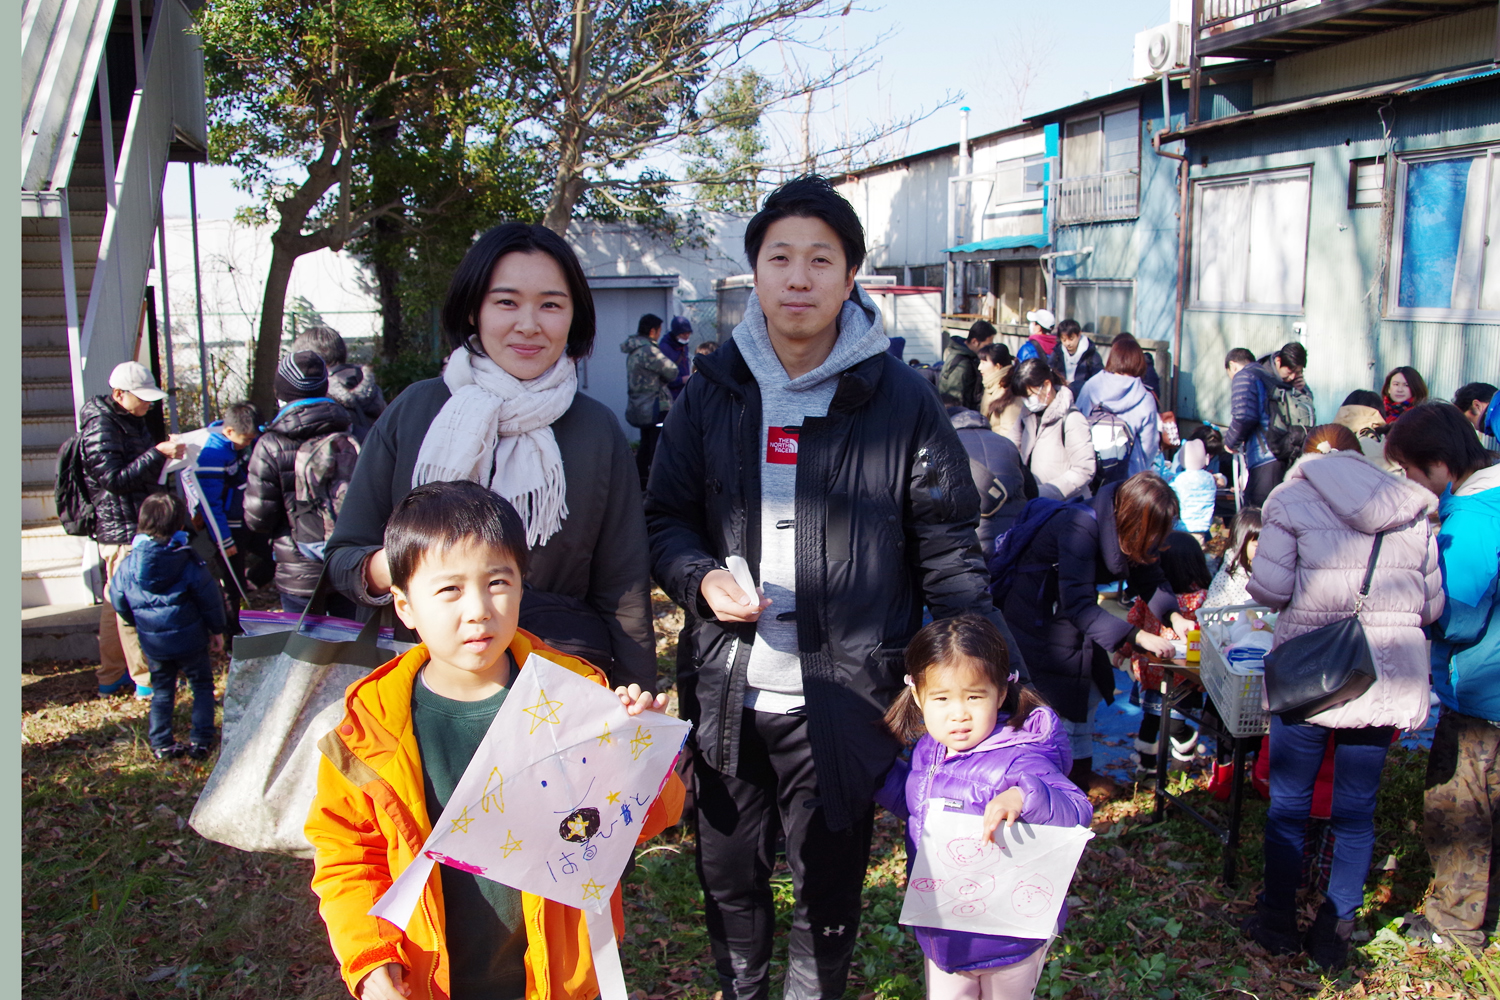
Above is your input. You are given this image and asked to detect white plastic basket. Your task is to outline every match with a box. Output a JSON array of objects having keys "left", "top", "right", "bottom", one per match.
[{"left": 1196, "top": 604, "right": 1272, "bottom": 738}]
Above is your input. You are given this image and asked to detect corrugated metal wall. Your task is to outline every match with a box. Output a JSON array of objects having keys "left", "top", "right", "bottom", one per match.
[
  {"left": 1179, "top": 86, "right": 1500, "bottom": 428},
  {"left": 1256, "top": 6, "right": 1496, "bottom": 105}
]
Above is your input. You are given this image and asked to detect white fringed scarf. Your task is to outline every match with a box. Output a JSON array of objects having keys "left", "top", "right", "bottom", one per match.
[{"left": 412, "top": 344, "right": 577, "bottom": 547}]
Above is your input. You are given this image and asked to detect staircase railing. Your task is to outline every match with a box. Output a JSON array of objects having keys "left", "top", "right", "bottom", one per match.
[
  {"left": 79, "top": 0, "right": 205, "bottom": 396},
  {"left": 21, "top": 0, "right": 117, "bottom": 200}
]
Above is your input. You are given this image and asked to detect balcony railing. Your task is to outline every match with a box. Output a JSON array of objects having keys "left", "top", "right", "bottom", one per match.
[
  {"left": 1201, "top": 0, "right": 1323, "bottom": 33},
  {"left": 1195, "top": 0, "right": 1491, "bottom": 59},
  {"left": 1053, "top": 171, "right": 1140, "bottom": 225}
]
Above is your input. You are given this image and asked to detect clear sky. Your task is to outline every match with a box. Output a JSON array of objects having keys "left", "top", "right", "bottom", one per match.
[{"left": 165, "top": 0, "right": 1171, "bottom": 220}]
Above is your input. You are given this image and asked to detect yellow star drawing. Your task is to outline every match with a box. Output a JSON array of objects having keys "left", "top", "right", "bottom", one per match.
[
  {"left": 595, "top": 723, "right": 613, "bottom": 746},
  {"left": 500, "top": 831, "right": 523, "bottom": 857},
  {"left": 580, "top": 879, "right": 605, "bottom": 901},
  {"left": 449, "top": 805, "right": 475, "bottom": 834},
  {"left": 605, "top": 790, "right": 621, "bottom": 805},
  {"left": 566, "top": 815, "right": 590, "bottom": 839},
  {"left": 629, "top": 725, "right": 654, "bottom": 760},
  {"left": 523, "top": 686, "right": 564, "bottom": 734},
  {"left": 480, "top": 767, "right": 504, "bottom": 813}
]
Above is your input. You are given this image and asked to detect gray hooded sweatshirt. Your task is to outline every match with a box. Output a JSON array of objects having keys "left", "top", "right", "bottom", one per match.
[{"left": 732, "top": 285, "right": 890, "bottom": 712}]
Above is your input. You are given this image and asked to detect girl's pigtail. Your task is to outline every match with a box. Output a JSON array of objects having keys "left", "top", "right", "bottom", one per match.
[
  {"left": 1001, "top": 678, "right": 1050, "bottom": 730},
  {"left": 883, "top": 685, "right": 925, "bottom": 745}
]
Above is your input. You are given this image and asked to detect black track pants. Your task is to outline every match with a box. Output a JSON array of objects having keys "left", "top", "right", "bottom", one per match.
[{"left": 692, "top": 709, "right": 875, "bottom": 1000}]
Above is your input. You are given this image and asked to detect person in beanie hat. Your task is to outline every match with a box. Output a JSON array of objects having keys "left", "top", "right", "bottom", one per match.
[
  {"left": 659, "top": 315, "right": 695, "bottom": 400},
  {"left": 244, "top": 351, "right": 357, "bottom": 616},
  {"left": 80, "top": 361, "right": 185, "bottom": 698},
  {"left": 274, "top": 350, "right": 331, "bottom": 402}
]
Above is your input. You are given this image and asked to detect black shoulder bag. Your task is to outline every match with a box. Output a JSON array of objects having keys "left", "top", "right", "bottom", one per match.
[{"left": 1263, "top": 530, "right": 1385, "bottom": 725}]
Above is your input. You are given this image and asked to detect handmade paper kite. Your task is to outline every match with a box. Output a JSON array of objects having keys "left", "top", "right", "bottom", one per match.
[
  {"left": 369, "top": 652, "right": 691, "bottom": 1000},
  {"left": 898, "top": 810, "right": 1093, "bottom": 940}
]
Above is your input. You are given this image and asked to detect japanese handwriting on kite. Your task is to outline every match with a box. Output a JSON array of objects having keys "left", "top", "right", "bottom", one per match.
[{"left": 480, "top": 768, "right": 504, "bottom": 813}]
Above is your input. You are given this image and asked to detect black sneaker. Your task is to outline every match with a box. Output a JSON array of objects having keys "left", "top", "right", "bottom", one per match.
[
  {"left": 185, "top": 743, "right": 213, "bottom": 761},
  {"left": 151, "top": 743, "right": 187, "bottom": 761}
]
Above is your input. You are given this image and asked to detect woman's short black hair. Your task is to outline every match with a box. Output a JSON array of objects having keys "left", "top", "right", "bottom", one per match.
[
  {"left": 978, "top": 342, "right": 1012, "bottom": 366},
  {"left": 385, "top": 480, "right": 530, "bottom": 593},
  {"left": 637, "top": 313, "right": 663, "bottom": 338},
  {"left": 441, "top": 223, "right": 596, "bottom": 360},
  {"left": 743, "top": 174, "right": 866, "bottom": 273},
  {"left": 1160, "top": 531, "right": 1213, "bottom": 593},
  {"left": 1385, "top": 401, "right": 1492, "bottom": 482}
]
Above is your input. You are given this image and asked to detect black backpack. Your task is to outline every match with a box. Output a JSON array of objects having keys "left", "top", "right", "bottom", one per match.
[
  {"left": 54, "top": 433, "right": 96, "bottom": 537},
  {"left": 1086, "top": 404, "right": 1137, "bottom": 493}
]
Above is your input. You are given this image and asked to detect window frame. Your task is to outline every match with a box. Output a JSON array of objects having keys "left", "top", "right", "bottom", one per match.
[
  {"left": 1384, "top": 143, "right": 1500, "bottom": 324},
  {"left": 1056, "top": 102, "right": 1142, "bottom": 225},
  {"left": 1347, "top": 156, "right": 1386, "bottom": 210},
  {"left": 1058, "top": 279, "right": 1136, "bottom": 338},
  {"left": 1189, "top": 165, "right": 1313, "bottom": 316}
]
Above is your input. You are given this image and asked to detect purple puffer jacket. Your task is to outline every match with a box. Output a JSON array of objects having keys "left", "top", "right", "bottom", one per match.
[{"left": 874, "top": 705, "right": 1094, "bottom": 973}]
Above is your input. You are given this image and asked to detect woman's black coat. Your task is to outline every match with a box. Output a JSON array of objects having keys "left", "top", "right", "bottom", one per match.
[{"left": 997, "top": 482, "right": 1177, "bottom": 722}]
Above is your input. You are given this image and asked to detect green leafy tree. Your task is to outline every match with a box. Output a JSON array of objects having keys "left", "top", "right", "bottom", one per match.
[
  {"left": 198, "top": 0, "right": 531, "bottom": 413},
  {"left": 683, "top": 68, "right": 771, "bottom": 213}
]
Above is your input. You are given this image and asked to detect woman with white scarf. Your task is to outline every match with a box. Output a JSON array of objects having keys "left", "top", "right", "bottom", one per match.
[{"left": 325, "top": 224, "right": 658, "bottom": 691}]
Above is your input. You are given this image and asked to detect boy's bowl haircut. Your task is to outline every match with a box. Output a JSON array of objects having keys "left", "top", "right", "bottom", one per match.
[{"left": 384, "top": 481, "right": 530, "bottom": 592}]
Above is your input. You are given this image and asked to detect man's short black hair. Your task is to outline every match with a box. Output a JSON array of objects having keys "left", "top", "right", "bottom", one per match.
[
  {"left": 637, "top": 313, "right": 663, "bottom": 338},
  {"left": 385, "top": 481, "right": 530, "bottom": 593},
  {"left": 967, "top": 320, "right": 997, "bottom": 343},
  {"left": 1456, "top": 382, "right": 1497, "bottom": 413},
  {"left": 222, "top": 401, "right": 260, "bottom": 437},
  {"left": 743, "top": 174, "right": 866, "bottom": 273},
  {"left": 1276, "top": 342, "right": 1307, "bottom": 372},
  {"left": 1056, "top": 318, "right": 1082, "bottom": 339},
  {"left": 138, "top": 492, "right": 186, "bottom": 543},
  {"left": 1385, "top": 402, "right": 1493, "bottom": 482},
  {"left": 442, "top": 222, "right": 597, "bottom": 361},
  {"left": 291, "top": 325, "right": 348, "bottom": 367},
  {"left": 1224, "top": 347, "right": 1255, "bottom": 369}
]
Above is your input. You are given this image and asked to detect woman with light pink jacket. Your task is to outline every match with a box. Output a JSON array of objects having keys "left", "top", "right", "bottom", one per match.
[{"left": 1241, "top": 424, "right": 1442, "bottom": 971}]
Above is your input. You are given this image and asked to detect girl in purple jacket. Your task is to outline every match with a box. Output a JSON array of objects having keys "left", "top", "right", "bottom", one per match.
[{"left": 876, "top": 615, "right": 1094, "bottom": 1000}]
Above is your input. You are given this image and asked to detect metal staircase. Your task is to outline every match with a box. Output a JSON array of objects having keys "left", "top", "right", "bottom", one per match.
[{"left": 20, "top": 0, "right": 206, "bottom": 611}]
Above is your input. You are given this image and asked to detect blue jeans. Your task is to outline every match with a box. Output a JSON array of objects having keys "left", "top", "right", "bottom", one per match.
[
  {"left": 1262, "top": 716, "right": 1393, "bottom": 919},
  {"left": 147, "top": 649, "right": 217, "bottom": 749}
]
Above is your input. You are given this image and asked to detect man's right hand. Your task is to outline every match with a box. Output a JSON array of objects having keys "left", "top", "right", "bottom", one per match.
[
  {"left": 700, "top": 569, "right": 770, "bottom": 622},
  {"left": 358, "top": 964, "right": 411, "bottom": 1000},
  {"left": 1133, "top": 630, "right": 1175, "bottom": 660},
  {"left": 155, "top": 435, "right": 186, "bottom": 459}
]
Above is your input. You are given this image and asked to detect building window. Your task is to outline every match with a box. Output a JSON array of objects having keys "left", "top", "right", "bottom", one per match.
[
  {"left": 1060, "top": 281, "right": 1134, "bottom": 338},
  {"left": 1191, "top": 167, "right": 1312, "bottom": 313},
  {"left": 909, "top": 264, "right": 944, "bottom": 289},
  {"left": 1348, "top": 157, "right": 1385, "bottom": 209},
  {"left": 1388, "top": 145, "right": 1500, "bottom": 321},
  {"left": 1057, "top": 105, "right": 1140, "bottom": 224}
]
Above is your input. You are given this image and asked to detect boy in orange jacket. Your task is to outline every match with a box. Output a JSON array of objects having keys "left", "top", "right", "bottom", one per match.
[{"left": 307, "top": 481, "right": 683, "bottom": 1000}]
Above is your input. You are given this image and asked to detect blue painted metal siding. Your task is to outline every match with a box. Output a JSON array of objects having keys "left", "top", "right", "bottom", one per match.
[{"left": 1178, "top": 82, "right": 1500, "bottom": 428}]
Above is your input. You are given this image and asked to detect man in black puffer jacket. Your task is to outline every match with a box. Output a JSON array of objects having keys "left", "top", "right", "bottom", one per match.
[
  {"left": 646, "top": 176, "right": 1026, "bottom": 1000},
  {"left": 244, "top": 352, "right": 356, "bottom": 617},
  {"left": 80, "top": 362, "right": 185, "bottom": 697}
]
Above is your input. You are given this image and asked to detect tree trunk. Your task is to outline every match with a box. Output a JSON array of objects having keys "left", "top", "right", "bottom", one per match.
[
  {"left": 541, "top": 162, "right": 587, "bottom": 235},
  {"left": 250, "top": 236, "right": 299, "bottom": 416},
  {"left": 373, "top": 215, "right": 405, "bottom": 357}
]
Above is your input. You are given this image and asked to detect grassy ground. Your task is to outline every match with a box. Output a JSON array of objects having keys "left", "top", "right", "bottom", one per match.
[{"left": 21, "top": 593, "right": 1500, "bottom": 999}]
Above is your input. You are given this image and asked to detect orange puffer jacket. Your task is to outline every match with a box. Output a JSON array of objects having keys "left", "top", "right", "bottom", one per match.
[{"left": 306, "top": 630, "right": 685, "bottom": 1000}]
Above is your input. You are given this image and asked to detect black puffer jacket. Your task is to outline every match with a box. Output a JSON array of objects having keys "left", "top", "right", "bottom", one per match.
[
  {"left": 243, "top": 398, "right": 352, "bottom": 597},
  {"left": 78, "top": 395, "right": 168, "bottom": 545},
  {"left": 995, "top": 481, "right": 1177, "bottom": 722},
  {"left": 949, "top": 406, "right": 1031, "bottom": 555},
  {"left": 645, "top": 340, "right": 1027, "bottom": 831}
]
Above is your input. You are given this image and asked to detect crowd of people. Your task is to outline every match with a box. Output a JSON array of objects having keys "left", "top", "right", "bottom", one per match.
[{"left": 64, "top": 173, "right": 1500, "bottom": 1000}]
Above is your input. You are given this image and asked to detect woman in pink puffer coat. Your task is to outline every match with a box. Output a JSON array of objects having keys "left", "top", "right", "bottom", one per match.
[{"left": 1241, "top": 425, "right": 1443, "bottom": 971}]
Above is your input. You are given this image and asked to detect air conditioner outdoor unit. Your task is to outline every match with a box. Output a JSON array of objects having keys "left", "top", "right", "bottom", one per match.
[{"left": 1132, "top": 22, "right": 1189, "bottom": 80}]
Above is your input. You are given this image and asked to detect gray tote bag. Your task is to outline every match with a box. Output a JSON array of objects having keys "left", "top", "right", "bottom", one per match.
[{"left": 189, "top": 612, "right": 402, "bottom": 857}]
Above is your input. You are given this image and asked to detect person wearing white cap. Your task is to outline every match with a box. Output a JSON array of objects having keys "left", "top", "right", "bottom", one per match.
[
  {"left": 79, "top": 361, "right": 185, "bottom": 698},
  {"left": 1014, "top": 307, "right": 1058, "bottom": 364}
]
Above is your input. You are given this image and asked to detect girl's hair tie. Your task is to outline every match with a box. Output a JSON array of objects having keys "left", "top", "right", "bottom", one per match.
[
  {"left": 903, "top": 674, "right": 916, "bottom": 689},
  {"left": 1007, "top": 670, "right": 1020, "bottom": 684},
  {"left": 1315, "top": 440, "right": 1332, "bottom": 454}
]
